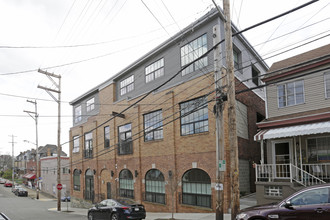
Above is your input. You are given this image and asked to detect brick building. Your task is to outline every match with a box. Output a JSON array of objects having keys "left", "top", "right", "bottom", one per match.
[{"left": 69, "top": 7, "right": 267, "bottom": 213}]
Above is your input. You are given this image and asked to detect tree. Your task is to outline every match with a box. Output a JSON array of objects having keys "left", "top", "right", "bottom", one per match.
[{"left": 3, "top": 169, "right": 12, "bottom": 179}]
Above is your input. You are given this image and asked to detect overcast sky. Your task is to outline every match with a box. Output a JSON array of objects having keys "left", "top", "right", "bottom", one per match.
[{"left": 0, "top": 0, "right": 329, "bottom": 156}]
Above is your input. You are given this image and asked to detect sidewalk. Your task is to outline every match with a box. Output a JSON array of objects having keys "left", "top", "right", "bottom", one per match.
[
  {"left": 47, "top": 193, "right": 256, "bottom": 220},
  {"left": 23, "top": 185, "right": 56, "bottom": 201}
]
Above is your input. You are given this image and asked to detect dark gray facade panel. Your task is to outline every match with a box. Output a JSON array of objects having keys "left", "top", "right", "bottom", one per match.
[
  {"left": 72, "top": 92, "right": 100, "bottom": 126},
  {"left": 115, "top": 17, "right": 219, "bottom": 102}
]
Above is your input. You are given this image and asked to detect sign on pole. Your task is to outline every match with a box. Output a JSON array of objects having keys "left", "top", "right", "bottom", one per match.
[
  {"left": 219, "top": 160, "right": 226, "bottom": 171},
  {"left": 57, "top": 183, "right": 63, "bottom": 190}
]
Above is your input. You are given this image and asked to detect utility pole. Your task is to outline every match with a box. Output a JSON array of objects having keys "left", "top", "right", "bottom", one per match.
[
  {"left": 213, "top": 24, "right": 226, "bottom": 220},
  {"left": 37, "top": 68, "right": 62, "bottom": 211},
  {"left": 8, "top": 135, "right": 16, "bottom": 190},
  {"left": 24, "top": 99, "right": 39, "bottom": 199},
  {"left": 223, "top": 0, "right": 240, "bottom": 219}
]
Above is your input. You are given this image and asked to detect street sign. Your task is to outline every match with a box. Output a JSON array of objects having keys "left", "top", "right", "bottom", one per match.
[
  {"left": 215, "top": 183, "right": 223, "bottom": 191},
  {"left": 219, "top": 160, "right": 226, "bottom": 171},
  {"left": 57, "top": 183, "right": 63, "bottom": 190}
]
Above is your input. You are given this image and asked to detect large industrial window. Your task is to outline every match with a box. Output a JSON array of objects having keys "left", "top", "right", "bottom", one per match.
[
  {"left": 119, "top": 169, "right": 134, "bottom": 198},
  {"left": 84, "top": 132, "right": 93, "bottom": 158},
  {"left": 180, "top": 96, "right": 208, "bottom": 135},
  {"left": 277, "top": 80, "right": 304, "bottom": 108},
  {"left": 118, "top": 124, "right": 132, "bottom": 155},
  {"left": 120, "top": 75, "right": 134, "bottom": 95},
  {"left": 145, "top": 169, "right": 165, "bottom": 204},
  {"left": 182, "top": 169, "right": 211, "bottom": 208},
  {"left": 146, "top": 58, "right": 164, "bottom": 83},
  {"left": 144, "top": 110, "right": 163, "bottom": 141},
  {"left": 181, "top": 34, "right": 208, "bottom": 76}
]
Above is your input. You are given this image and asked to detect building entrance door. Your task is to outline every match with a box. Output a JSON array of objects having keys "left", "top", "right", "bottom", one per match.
[
  {"left": 107, "top": 182, "right": 111, "bottom": 199},
  {"left": 85, "top": 169, "right": 94, "bottom": 201},
  {"left": 273, "top": 140, "right": 291, "bottom": 178}
]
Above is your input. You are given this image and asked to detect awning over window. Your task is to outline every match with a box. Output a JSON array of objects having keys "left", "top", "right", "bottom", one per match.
[
  {"left": 254, "top": 121, "right": 330, "bottom": 141},
  {"left": 22, "top": 173, "right": 36, "bottom": 179}
]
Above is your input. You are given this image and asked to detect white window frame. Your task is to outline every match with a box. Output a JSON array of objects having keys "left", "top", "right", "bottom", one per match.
[
  {"left": 324, "top": 72, "right": 330, "bottom": 98},
  {"left": 75, "top": 105, "right": 82, "bottom": 123},
  {"left": 146, "top": 58, "right": 164, "bottom": 83},
  {"left": 233, "top": 45, "right": 242, "bottom": 72},
  {"left": 277, "top": 80, "right": 305, "bottom": 108},
  {"left": 73, "top": 136, "right": 80, "bottom": 153},
  {"left": 120, "top": 75, "right": 134, "bottom": 95},
  {"left": 86, "top": 97, "right": 95, "bottom": 112}
]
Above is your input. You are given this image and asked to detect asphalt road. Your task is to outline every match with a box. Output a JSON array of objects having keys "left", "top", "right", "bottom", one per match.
[{"left": 0, "top": 184, "right": 85, "bottom": 220}]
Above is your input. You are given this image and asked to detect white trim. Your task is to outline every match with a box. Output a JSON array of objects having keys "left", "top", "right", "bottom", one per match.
[{"left": 271, "top": 139, "right": 293, "bottom": 165}]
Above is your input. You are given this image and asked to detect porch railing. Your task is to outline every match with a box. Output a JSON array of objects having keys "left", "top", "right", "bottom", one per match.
[
  {"left": 302, "top": 163, "right": 330, "bottom": 182},
  {"left": 255, "top": 163, "right": 325, "bottom": 187}
]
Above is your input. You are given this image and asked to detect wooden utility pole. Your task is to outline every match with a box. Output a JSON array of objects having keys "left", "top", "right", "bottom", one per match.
[
  {"left": 37, "top": 69, "right": 62, "bottom": 211},
  {"left": 223, "top": 0, "right": 240, "bottom": 219},
  {"left": 213, "top": 24, "right": 225, "bottom": 220}
]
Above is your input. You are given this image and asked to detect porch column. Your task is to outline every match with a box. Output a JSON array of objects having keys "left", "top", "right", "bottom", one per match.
[
  {"left": 299, "top": 136, "right": 303, "bottom": 170},
  {"left": 260, "top": 140, "right": 264, "bottom": 165},
  {"left": 294, "top": 136, "right": 297, "bottom": 166}
]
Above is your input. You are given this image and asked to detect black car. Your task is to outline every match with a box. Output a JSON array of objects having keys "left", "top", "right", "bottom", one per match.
[
  {"left": 87, "top": 198, "right": 146, "bottom": 220},
  {"left": 236, "top": 183, "right": 330, "bottom": 220},
  {"left": 15, "top": 188, "right": 28, "bottom": 197}
]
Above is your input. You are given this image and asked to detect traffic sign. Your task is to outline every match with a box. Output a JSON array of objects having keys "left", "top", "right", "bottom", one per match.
[
  {"left": 57, "top": 183, "right": 63, "bottom": 190},
  {"left": 219, "top": 160, "right": 226, "bottom": 171}
]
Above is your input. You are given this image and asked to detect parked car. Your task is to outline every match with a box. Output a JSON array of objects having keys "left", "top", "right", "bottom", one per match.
[
  {"left": 0, "top": 179, "right": 5, "bottom": 184},
  {"left": 11, "top": 185, "right": 21, "bottom": 193},
  {"left": 61, "top": 196, "right": 71, "bottom": 202},
  {"left": 15, "top": 188, "right": 28, "bottom": 197},
  {"left": 4, "top": 182, "right": 12, "bottom": 187},
  {"left": 0, "top": 212, "right": 10, "bottom": 220},
  {"left": 87, "top": 198, "right": 146, "bottom": 220},
  {"left": 236, "top": 183, "right": 330, "bottom": 220}
]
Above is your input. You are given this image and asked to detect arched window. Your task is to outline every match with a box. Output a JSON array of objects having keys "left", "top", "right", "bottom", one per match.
[
  {"left": 119, "top": 169, "right": 134, "bottom": 198},
  {"left": 182, "top": 169, "right": 211, "bottom": 208},
  {"left": 145, "top": 169, "right": 165, "bottom": 204},
  {"left": 73, "top": 169, "right": 81, "bottom": 191}
]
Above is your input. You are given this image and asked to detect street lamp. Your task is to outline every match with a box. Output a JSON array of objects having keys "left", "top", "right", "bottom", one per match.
[{"left": 23, "top": 99, "right": 39, "bottom": 200}]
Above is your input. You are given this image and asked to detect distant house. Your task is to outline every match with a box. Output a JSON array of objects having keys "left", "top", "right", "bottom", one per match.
[
  {"left": 18, "top": 144, "right": 67, "bottom": 188},
  {"left": 40, "top": 156, "right": 70, "bottom": 198},
  {"left": 38, "top": 144, "right": 67, "bottom": 158},
  {"left": 254, "top": 44, "right": 330, "bottom": 204}
]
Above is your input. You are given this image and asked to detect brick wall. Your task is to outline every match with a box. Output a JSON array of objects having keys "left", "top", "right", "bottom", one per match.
[{"left": 69, "top": 73, "right": 265, "bottom": 212}]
